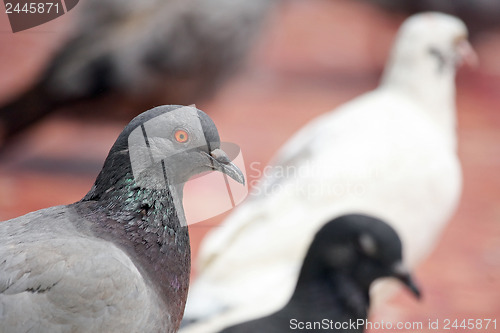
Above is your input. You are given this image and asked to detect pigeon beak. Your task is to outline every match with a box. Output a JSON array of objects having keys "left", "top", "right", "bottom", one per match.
[
  {"left": 456, "top": 39, "right": 478, "bottom": 68},
  {"left": 208, "top": 148, "right": 245, "bottom": 185},
  {"left": 392, "top": 262, "right": 421, "bottom": 299}
]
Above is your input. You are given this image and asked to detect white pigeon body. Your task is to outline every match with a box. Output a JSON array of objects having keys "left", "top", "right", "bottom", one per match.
[{"left": 182, "top": 13, "right": 472, "bottom": 333}]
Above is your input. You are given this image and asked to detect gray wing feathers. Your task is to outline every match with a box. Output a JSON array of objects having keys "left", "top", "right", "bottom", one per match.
[{"left": 0, "top": 208, "right": 166, "bottom": 332}]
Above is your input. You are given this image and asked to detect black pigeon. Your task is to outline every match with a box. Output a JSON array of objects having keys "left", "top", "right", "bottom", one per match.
[
  {"left": 0, "top": 0, "right": 275, "bottom": 143},
  {"left": 218, "top": 214, "right": 420, "bottom": 333},
  {"left": 0, "top": 105, "right": 244, "bottom": 332}
]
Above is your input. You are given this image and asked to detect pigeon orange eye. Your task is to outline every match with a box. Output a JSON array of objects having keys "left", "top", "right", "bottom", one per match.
[{"left": 174, "top": 130, "right": 189, "bottom": 143}]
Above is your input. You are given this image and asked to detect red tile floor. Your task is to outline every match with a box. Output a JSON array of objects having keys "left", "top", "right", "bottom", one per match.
[{"left": 0, "top": 0, "right": 499, "bottom": 331}]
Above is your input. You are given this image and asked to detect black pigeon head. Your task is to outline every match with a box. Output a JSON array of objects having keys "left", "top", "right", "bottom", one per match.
[
  {"left": 219, "top": 214, "right": 419, "bottom": 333},
  {"left": 84, "top": 105, "right": 244, "bottom": 201},
  {"left": 302, "top": 214, "right": 420, "bottom": 297},
  {"left": 289, "top": 214, "right": 420, "bottom": 324}
]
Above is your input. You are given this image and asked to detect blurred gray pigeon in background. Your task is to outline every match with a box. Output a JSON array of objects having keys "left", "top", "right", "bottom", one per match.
[
  {"left": 0, "top": 0, "right": 275, "bottom": 143},
  {"left": 181, "top": 12, "right": 475, "bottom": 333},
  {"left": 0, "top": 105, "right": 244, "bottom": 332},
  {"left": 218, "top": 214, "right": 420, "bottom": 333}
]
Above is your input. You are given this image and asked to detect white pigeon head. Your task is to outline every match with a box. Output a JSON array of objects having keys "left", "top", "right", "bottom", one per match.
[
  {"left": 381, "top": 12, "right": 477, "bottom": 90},
  {"left": 379, "top": 12, "right": 476, "bottom": 147}
]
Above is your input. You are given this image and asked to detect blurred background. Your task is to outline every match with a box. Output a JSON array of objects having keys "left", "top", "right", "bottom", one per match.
[{"left": 0, "top": 0, "right": 499, "bottom": 331}]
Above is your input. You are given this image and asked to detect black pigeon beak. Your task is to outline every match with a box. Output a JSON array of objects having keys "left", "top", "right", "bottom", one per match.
[
  {"left": 392, "top": 262, "right": 421, "bottom": 299},
  {"left": 207, "top": 148, "right": 245, "bottom": 185}
]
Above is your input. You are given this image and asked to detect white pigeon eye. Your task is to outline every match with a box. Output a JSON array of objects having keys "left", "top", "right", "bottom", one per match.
[{"left": 174, "top": 129, "right": 189, "bottom": 143}]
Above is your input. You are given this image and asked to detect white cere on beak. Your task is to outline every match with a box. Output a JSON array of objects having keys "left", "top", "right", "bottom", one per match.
[
  {"left": 210, "top": 148, "right": 231, "bottom": 163},
  {"left": 391, "top": 261, "right": 409, "bottom": 276}
]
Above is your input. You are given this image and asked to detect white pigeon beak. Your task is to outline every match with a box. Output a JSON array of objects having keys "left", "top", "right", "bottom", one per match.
[
  {"left": 207, "top": 148, "right": 245, "bottom": 185},
  {"left": 456, "top": 39, "right": 478, "bottom": 68}
]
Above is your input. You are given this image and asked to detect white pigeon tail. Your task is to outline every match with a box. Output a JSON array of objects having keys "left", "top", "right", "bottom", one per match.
[{"left": 181, "top": 12, "right": 474, "bottom": 333}]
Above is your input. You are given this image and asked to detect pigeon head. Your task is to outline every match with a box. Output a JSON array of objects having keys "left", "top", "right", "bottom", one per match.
[
  {"left": 381, "top": 12, "right": 477, "bottom": 89},
  {"left": 301, "top": 214, "right": 420, "bottom": 299},
  {"left": 389, "top": 12, "right": 476, "bottom": 73},
  {"left": 84, "top": 105, "right": 244, "bottom": 200}
]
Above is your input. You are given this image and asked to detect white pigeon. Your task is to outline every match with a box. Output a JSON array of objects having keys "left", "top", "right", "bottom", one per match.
[{"left": 181, "top": 12, "right": 476, "bottom": 333}]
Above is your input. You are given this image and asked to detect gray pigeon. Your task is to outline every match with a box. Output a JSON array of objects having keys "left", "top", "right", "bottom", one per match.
[
  {"left": 218, "top": 214, "right": 420, "bottom": 333},
  {"left": 0, "top": 105, "right": 244, "bottom": 333},
  {"left": 0, "top": 0, "right": 275, "bottom": 143}
]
